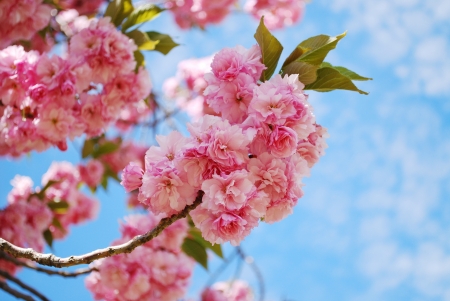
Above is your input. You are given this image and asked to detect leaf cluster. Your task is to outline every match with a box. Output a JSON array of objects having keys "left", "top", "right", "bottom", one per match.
[{"left": 255, "top": 17, "right": 372, "bottom": 94}]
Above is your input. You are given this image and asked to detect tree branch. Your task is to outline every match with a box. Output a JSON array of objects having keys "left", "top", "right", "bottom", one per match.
[
  {"left": 0, "top": 280, "right": 35, "bottom": 301},
  {"left": 0, "top": 191, "right": 204, "bottom": 268},
  {"left": 0, "top": 270, "right": 49, "bottom": 301},
  {"left": 0, "top": 251, "right": 95, "bottom": 277}
]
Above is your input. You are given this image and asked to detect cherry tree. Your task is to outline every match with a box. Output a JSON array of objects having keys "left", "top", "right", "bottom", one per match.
[{"left": 0, "top": 0, "right": 370, "bottom": 300}]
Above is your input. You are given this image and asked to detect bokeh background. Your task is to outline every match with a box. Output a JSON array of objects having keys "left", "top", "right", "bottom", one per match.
[{"left": 2, "top": 0, "right": 450, "bottom": 300}]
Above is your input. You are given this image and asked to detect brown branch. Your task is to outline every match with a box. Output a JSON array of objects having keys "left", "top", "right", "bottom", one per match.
[
  {"left": 0, "top": 280, "right": 35, "bottom": 301},
  {"left": 0, "top": 191, "right": 204, "bottom": 268},
  {"left": 0, "top": 270, "right": 49, "bottom": 301},
  {"left": 0, "top": 251, "right": 95, "bottom": 277}
]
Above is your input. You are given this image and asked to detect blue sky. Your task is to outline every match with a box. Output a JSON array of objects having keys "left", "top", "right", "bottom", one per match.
[{"left": 2, "top": 0, "right": 450, "bottom": 300}]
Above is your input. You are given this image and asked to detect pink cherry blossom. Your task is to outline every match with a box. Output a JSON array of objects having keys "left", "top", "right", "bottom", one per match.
[
  {"left": 85, "top": 213, "right": 194, "bottom": 301},
  {"left": 140, "top": 166, "right": 196, "bottom": 216},
  {"left": 210, "top": 45, "right": 265, "bottom": 82},
  {"left": 245, "top": 0, "right": 305, "bottom": 30},
  {"left": 78, "top": 160, "right": 105, "bottom": 189},
  {"left": 202, "top": 280, "right": 254, "bottom": 301},
  {"left": 121, "top": 163, "right": 144, "bottom": 192},
  {"left": 0, "top": 0, "right": 52, "bottom": 49},
  {"left": 166, "top": 0, "right": 236, "bottom": 29},
  {"left": 201, "top": 171, "right": 254, "bottom": 211}
]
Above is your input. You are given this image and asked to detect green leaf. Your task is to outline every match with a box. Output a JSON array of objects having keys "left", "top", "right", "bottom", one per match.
[
  {"left": 101, "top": 175, "right": 108, "bottom": 190},
  {"left": 285, "top": 32, "right": 347, "bottom": 67},
  {"left": 43, "top": 229, "right": 53, "bottom": 248},
  {"left": 182, "top": 237, "right": 208, "bottom": 269},
  {"left": 104, "top": 165, "right": 120, "bottom": 183},
  {"left": 321, "top": 62, "right": 372, "bottom": 81},
  {"left": 92, "top": 141, "right": 120, "bottom": 158},
  {"left": 104, "top": 0, "right": 134, "bottom": 27},
  {"left": 254, "top": 16, "right": 283, "bottom": 81},
  {"left": 47, "top": 200, "right": 70, "bottom": 214},
  {"left": 304, "top": 66, "right": 369, "bottom": 95},
  {"left": 281, "top": 61, "right": 318, "bottom": 85},
  {"left": 122, "top": 4, "right": 163, "bottom": 32},
  {"left": 51, "top": 217, "right": 65, "bottom": 232},
  {"left": 134, "top": 50, "right": 145, "bottom": 70},
  {"left": 146, "top": 31, "right": 179, "bottom": 55},
  {"left": 82, "top": 139, "right": 95, "bottom": 159},
  {"left": 189, "top": 227, "right": 223, "bottom": 258},
  {"left": 126, "top": 30, "right": 159, "bottom": 51}
]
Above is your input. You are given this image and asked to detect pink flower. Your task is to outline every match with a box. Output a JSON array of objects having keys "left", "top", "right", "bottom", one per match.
[
  {"left": 201, "top": 171, "right": 254, "bottom": 211},
  {"left": 145, "top": 131, "right": 190, "bottom": 167},
  {"left": 78, "top": 159, "right": 105, "bottom": 189},
  {"left": 35, "top": 104, "right": 75, "bottom": 142},
  {"left": 268, "top": 125, "right": 298, "bottom": 158},
  {"left": 202, "top": 280, "right": 254, "bottom": 301},
  {"left": 0, "top": 0, "right": 52, "bottom": 49},
  {"left": 166, "top": 0, "right": 236, "bottom": 29},
  {"left": 140, "top": 166, "right": 196, "bottom": 215},
  {"left": 245, "top": 0, "right": 305, "bottom": 30},
  {"left": 210, "top": 45, "right": 265, "bottom": 81},
  {"left": 121, "top": 162, "right": 144, "bottom": 192},
  {"left": 59, "top": 0, "right": 104, "bottom": 15},
  {"left": 264, "top": 198, "right": 295, "bottom": 223},
  {"left": 297, "top": 124, "right": 329, "bottom": 167},
  {"left": 204, "top": 73, "right": 256, "bottom": 124},
  {"left": 248, "top": 152, "right": 288, "bottom": 200},
  {"left": 85, "top": 213, "right": 194, "bottom": 301}
]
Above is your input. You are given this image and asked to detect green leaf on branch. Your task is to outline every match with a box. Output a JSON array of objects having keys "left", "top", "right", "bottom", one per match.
[
  {"left": 104, "top": 0, "right": 134, "bottom": 27},
  {"left": 47, "top": 200, "right": 70, "bottom": 214},
  {"left": 254, "top": 16, "right": 283, "bottom": 82},
  {"left": 304, "top": 66, "right": 369, "bottom": 95},
  {"left": 122, "top": 4, "right": 164, "bottom": 32},
  {"left": 281, "top": 32, "right": 347, "bottom": 83},
  {"left": 92, "top": 141, "right": 121, "bottom": 158},
  {"left": 182, "top": 237, "right": 208, "bottom": 269},
  {"left": 43, "top": 229, "right": 53, "bottom": 249},
  {"left": 51, "top": 217, "right": 65, "bottom": 232},
  {"left": 281, "top": 61, "right": 318, "bottom": 85},
  {"left": 283, "top": 32, "right": 347, "bottom": 67},
  {"left": 320, "top": 62, "right": 373, "bottom": 81},
  {"left": 134, "top": 51, "right": 145, "bottom": 70},
  {"left": 101, "top": 175, "right": 108, "bottom": 190},
  {"left": 146, "top": 31, "right": 179, "bottom": 55},
  {"left": 188, "top": 227, "right": 223, "bottom": 258},
  {"left": 82, "top": 139, "right": 95, "bottom": 158},
  {"left": 126, "top": 30, "right": 159, "bottom": 51}
]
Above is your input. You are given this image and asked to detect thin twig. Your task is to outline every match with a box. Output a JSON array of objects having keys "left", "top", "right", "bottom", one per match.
[
  {"left": 0, "top": 252, "right": 95, "bottom": 277},
  {"left": 0, "top": 269, "right": 49, "bottom": 301},
  {"left": 0, "top": 280, "right": 35, "bottom": 301},
  {"left": 237, "top": 247, "right": 265, "bottom": 301},
  {"left": 0, "top": 191, "right": 204, "bottom": 268},
  {"left": 205, "top": 249, "right": 239, "bottom": 288}
]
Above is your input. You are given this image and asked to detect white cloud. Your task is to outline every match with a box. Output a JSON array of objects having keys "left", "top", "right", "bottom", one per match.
[{"left": 322, "top": 0, "right": 450, "bottom": 96}]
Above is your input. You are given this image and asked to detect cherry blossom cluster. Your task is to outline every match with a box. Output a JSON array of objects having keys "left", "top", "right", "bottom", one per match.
[
  {"left": 58, "top": 0, "right": 104, "bottom": 15},
  {"left": 202, "top": 280, "right": 253, "bottom": 301},
  {"left": 0, "top": 17, "right": 152, "bottom": 157},
  {"left": 163, "top": 56, "right": 215, "bottom": 121},
  {"left": 0, "top": 0, "right": 52, "bottom": 49},
  {"left": 244, "top": 0, "right": 305, "bottom": 30},
  {"left": 162, "top": 0, "right": 305, "bottom": 30},
  {"left": 121, "top": 44, "right": 328, "bottom": 246},
  {"left": 0, "top": 162, "right": 99, "bottom": 277},
  {"left": 85, "top": 214, "right": 194, "bottom": 301}
]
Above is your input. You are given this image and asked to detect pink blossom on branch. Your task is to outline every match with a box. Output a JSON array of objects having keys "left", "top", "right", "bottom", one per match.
[{"left": 85, "top": 214, "right": 194, "bottom": 301}]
